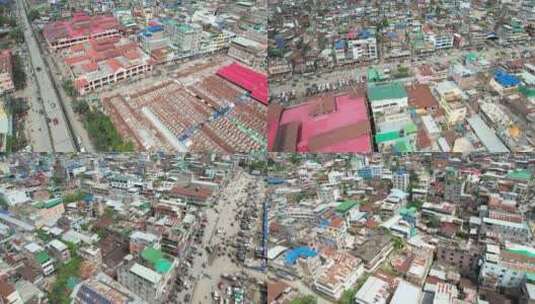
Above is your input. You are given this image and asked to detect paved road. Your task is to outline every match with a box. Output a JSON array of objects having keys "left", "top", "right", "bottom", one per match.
[
  {"left": 270, "top": 45, "right": 532, "bottom": 104},
  {"left": 16, "top": 0, "right": 76, "bottom": 152},
  {"left": 190, "top": 171, "right": 265, "bottom": 304},
  {"left": 15, "top": 56, "right": 53, "bottom": 152}
]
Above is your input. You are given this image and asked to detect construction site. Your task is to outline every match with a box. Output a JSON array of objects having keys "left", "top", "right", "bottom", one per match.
[{"left": 102, "top": 56, "right": 267, "bottom": 153}]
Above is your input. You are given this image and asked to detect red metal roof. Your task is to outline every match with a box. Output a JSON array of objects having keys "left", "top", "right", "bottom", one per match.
[
  {"left": 43, "top": 13, "right": 120, "bottom": 43},
  {"left": 268, "top": 93, "right": 372, "bottom": 153},
  {"left": 107, "top": 59, "right": 123, "bottom": 73},
  {"left": 216, "top": 62, "right": 268, "bottom": 105}
]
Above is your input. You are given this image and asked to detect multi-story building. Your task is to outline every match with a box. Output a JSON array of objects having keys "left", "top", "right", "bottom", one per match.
[
  {"left": 43, "top": 13, "right": 121, "bottom": 50},
  {"left": 354, "top": 275, "right": 392, "bottom": 304},
  {"left": 31, "top": 198, "right": 66, "bottom": 228},
  {"left": 0, "top": 50, "right": 14, "bottom": 94},
  {"left": 392, "top": 170, "right": 410, "bottom": 192},
  {"left": 436, "top": 240, "right": 481, "bottom": 275},
  {"left": 426, "top": 32, "right": 454, "bottom": 50},
  {"left": 349, "top": 38, "right": 378, "bottom": 61},
  {"left": 117, "top": 247, "right": 176, "bottom": 303},
  {"left": 481, "top": 210, "right": 532, "bottom": 243},
  {"left": 129, "top": 231, "right": 160, "bottom": 255},
  {"left": 25, "top": 243, "right": 55, "bottom": 276},
  {"left": 314, "top": 251, "right": 364, "bottom": 300},
  {"left": 434, "top": 81, "right": 467, "bottom": 126},
  {"left": 367, "top": 83, "right": 408, "bottom": 115},
  {"left": 405, "top": 249, "right": 433, "bottom": 286},
  {"left": 354, "top": 232, "right": 393, "bottom": 272},
  {"left": 0, "top": 280, "right": 23, "bottom": 304},
  {"left": 109, "top": 174, "right": 143, "bottom": 190},
  {"left": 480, "top": 243, "right": 535, "bottom": 288},
  {"left": 228, "top": 37, "right": 266, "bottom": 69},
  {"left": 66, "top": 37, "right": 154, "bottom": 96},
  {"left": 47, "top": 239, "right": 71, "bottom": 263},
  {"left": 163, "top": 20, "right": 202, "bottom": 55},
  {"left": 444, "top": 168, "right": 463, "bottom": 203},
  {"left": 72, "top": 272, "right": 145, "bottom": 304}
]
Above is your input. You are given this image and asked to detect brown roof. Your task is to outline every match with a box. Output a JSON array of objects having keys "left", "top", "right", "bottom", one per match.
[
  {"left": 273, "top": 121, "right": 300, "bottom": 152},
  {"left": 406, "top": 84, "right": 439, "bottom": 109},
  {"left": 307, "top": 121, "right": 370, "bottom": 151},
  {"left": 0, "top": 50, "right": 12, "bottom": 75},
  {"left": 0, "top": 280, "right": 14, "bottom": 298},
  {"left": 417, "top": 128, "right": 432, "bottom": 149},
  {"left": 267, "top": 281, "right": 290, "bottom": 304},
  {"left": 419, "top": 64, "right": 433, "bottom": 76},
  {"left": 170, "top": 184, "right": 213, "bottom": 200}
]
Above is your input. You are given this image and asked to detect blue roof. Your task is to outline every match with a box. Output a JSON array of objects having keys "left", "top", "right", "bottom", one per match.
[
  {"left": 266, "top": 176, "right": 286, "bottom": 185},
  {"left": 359, "top": 29, "right": 372, "bottom": 39},
  {"left": 335, "top": 40, "right": 346, "bottom": 50},
  {"left": 275, "top": 35, "right": 285, "bottom": 49},
  {"left": 147, "top": 25, "right": 163, "bottom": 33},
  {"left": 495, "top": 69, "right": 520, "bottom": 87},
  {"left": 285, "top": 247, "right": 317, "bottom": 265}
]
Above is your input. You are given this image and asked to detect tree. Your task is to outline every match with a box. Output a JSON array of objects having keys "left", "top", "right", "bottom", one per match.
[
  {"left": 9, "top": 27, "right": 24, "bottom": 43},
  {"left": 0, "top": 196, "right": 8, "bottom": 210},
  {"left": 62, "top": 80, "right": 77, "bottom": 97},
  {"left": 338, "top": 288, "right": 357, "bottom": 304},
  {"left": 28, "top": 9, "right": 40, "bottom": 21},
  {"left": 12, "top": 55, "right": 26, "bottom": 90},
  {"left": 72, "top": 99, "right": 90, "bottom": 114},
  {"left": 290, "top": 295, "right": 317, "bottom": 304},
  {"left": 392, "top": 236, "right": 405, "bottom": 251},
  {"left": 407, "top": 199, "right": 423, "bottom": 210},
  {"left": 428, "top": 214, "right": 441, "bottom": 228}
]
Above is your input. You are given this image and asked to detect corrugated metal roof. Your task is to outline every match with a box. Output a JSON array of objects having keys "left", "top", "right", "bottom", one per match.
[
  {"left": 130, "top": 263, "right": 161, "bottom": 284},
  {"left": 467, "top": 115, "right": 509, "bottom": 153}
]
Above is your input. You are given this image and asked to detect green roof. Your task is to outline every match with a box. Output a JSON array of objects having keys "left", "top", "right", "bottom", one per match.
[
  {"left": 400, "top": 207, "right": 417, "bottom": 216},
  {"left": 519, "top": 86, "right": 535, "bottom": 98},
  {"left": 141, "top": 247, "right": 172, "bottom": 273},
  {"left": 35, "top": 198, "right": 63, "bottom": 209},
  {"left": 335, "top": 200, "right": 358, "bottom": 213},
  {"left": 506, "top": 169, "right": 532, "bottom": 181},
  {"left": 507, "top": 248, "right": 535, "bottom": 258},
  {"left": 67, "top": 277, "right": 80, "bottom": 289},
  {"left": 527, "top": 273, "right": 535, "bottom": 282},
  {"left": 367, "top": 68, "right": 385, "bottom": 82},
  {"left": 466, "top": 52, "right": 478, "bottom": 62},
  {"left": 35, "top": 251, "right": 50, "bottom": 264},
  {"left": 367, "top": 83, "right": 407, "bottom": 101},
  {"left": 404, "top": 122, "right": 418, "bottom": 135},
  {"left": 375, "top": 130, "right": 401, "bottom": 143},
  {"left": 394, "top": 138, "right": 413, "bottom": 153}
]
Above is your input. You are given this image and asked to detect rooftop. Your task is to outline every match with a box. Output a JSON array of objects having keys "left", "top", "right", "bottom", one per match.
[
  {"left": 43, "top": 12, "right": 120, "bottom": 44},
  {"left": 368, "top": 83, "right": 407, "bottom": 101},
  {"left": 216, "top": 62, "right": 268, "bottom": 105},
  {"left": 140, "top": 247, "right": 173, "bottom": 274},
  {"left": 269, "top": 93, "right": 372, "bottom": 153}
]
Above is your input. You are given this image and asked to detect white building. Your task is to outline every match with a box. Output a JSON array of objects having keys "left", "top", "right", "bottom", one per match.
[
  {"left": 349, "top": 38, "right": 378, "bottom": 61},
  {"left": 354, "top": 276, "right": 391, "bottom": 304},
  {"left": 392, "top": 170, "right": 410, "bottom": 192},
  {"left": 390, "top": 280, "right": 422, "bottom": 304}
]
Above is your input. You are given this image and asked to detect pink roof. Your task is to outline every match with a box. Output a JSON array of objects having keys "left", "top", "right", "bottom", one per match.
[
  {"left": 271, "top": 94, "right": 372, "bottom": 152},
  {"left": 216, "top": 63, "right": 268, "bottom": 105}
]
